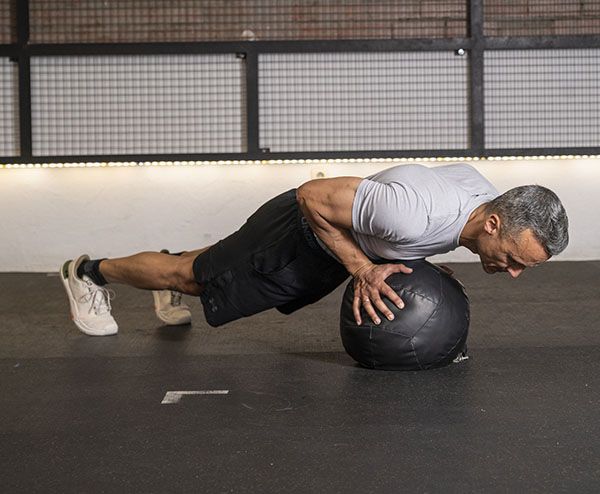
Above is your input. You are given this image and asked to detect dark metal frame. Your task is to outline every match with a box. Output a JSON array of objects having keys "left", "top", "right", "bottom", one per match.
[{"left": 1, "top": 0, "right": 599, "bottom": 164}]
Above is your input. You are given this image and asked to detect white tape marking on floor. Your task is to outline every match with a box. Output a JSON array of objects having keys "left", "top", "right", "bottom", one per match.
[{"left": 161, "top": 390, "right": 230, "bottom": 404}]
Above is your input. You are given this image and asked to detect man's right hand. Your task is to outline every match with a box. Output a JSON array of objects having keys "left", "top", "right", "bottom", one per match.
[
  {"left": 296, "top": 178, "right": 413, "bottom": 325},
  {"left": 352, "top": 263, "right": 413, "bottom": 326}
]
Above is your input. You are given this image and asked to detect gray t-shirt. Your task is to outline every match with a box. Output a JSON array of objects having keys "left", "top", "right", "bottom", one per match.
[{"left": 316, "top": 163, "right": 499, "bottom": 261}]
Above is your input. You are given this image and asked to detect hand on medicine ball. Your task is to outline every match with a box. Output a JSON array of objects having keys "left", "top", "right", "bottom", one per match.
[{"left": 352, "top": 263, "right": 413, "bottom": 326}]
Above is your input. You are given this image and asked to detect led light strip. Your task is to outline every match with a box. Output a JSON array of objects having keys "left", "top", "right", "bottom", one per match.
[{"left": 0, "top": 155, "right": 599, "bottom": 169}]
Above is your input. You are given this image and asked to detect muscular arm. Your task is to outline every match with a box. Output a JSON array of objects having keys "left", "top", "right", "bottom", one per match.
[
  {"left": 296, "top": 177, "right": 412, "bottom": 325},
  {"left": 296, "top": 177, "right": 370, "bottom": 276}
]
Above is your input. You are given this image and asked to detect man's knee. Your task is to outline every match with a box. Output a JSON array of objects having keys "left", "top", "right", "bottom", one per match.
[{"left": 174, "top": 255, "right": 202, "bottom": 295}]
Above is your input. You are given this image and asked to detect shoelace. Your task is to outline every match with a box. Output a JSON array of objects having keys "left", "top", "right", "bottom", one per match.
[
  {"left": 80, "top": 280, "right": 115, "bottom": 316},
  {"left": 170, "top": 291, "right": 182, "bottom": 306}
]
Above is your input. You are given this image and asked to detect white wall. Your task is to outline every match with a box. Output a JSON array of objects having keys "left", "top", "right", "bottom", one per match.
[{"left": 1, "top": 158, "right": 599, "bottom": 272}]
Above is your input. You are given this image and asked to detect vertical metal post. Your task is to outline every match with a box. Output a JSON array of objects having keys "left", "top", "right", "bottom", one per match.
[
  {"left": 16, "top": 0, "right": 32, "bottom": 160},
  {"left": 468, "top": 0, "right": 485, "bottom": 156},
  {"left": 243, "top": 48, "right": 261, "bottom": 157}
]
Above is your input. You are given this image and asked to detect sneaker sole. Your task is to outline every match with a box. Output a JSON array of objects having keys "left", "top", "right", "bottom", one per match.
[
  {"left": 60, "top": 260, "right": 118, "bottom": 336},
  {"left": 155, "top": 310, "right": 192, "bottom": 326}
]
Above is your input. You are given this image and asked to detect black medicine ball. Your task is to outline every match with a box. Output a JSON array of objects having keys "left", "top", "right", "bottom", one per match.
[{"left": 339, "top": 259, "right": 470, "bottom": 371}]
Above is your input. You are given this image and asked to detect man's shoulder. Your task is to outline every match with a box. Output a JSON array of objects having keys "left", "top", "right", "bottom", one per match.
[
  {"left": 431, "top": 163, "right": 499, "bottom": 195},
  {"left": 365, "top": 162, "right": 498, "bottom": 199},
  {"left": 368, "top": 162, "right": 482, "bottom": 181},
  {"left": 366, "top": 163, "right": 437, "bottom": 184},
  {"left": 431, "top": 162, "right": 481, "bottom": 177}
]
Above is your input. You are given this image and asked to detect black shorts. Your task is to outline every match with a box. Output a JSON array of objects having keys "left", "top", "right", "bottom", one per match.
[{"left": 192, "top": 189, "right": 350, "bottom": 327}]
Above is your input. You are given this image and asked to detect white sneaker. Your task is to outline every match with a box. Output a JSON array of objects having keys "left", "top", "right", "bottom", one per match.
[
  {"left": 60, "top": 255, "right": 118, "bottom": 336},
  {"left": 152, "top": 290, "right": 192, "bottom": 325}
]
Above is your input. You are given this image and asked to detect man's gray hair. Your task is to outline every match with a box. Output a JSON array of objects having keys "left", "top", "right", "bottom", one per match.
[{"left": 485, "top": 185, "right": 569, "bottom": 257}]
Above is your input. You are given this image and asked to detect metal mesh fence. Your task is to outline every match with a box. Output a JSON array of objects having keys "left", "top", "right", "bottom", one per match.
[
  {"left": 0, "top": 0, "right": 16, "bottom": 44},
  {"left": 30, "top": 54, "right": 245, "bottom": 156},
  {"left": 484, "top": 0, "right": 600, "bottom": 36},
  {"left": 29, "top": 0, "right": 467, "bottom": 43},
  {"left": 0, "top": 57, "right": 19, "bottom": 156},
  {"left": 259, "top": 52, "right": 470, "bottom": 152},
  {"left": 3, "top": 1, "right": 599, "bottom": 159},
  {"left": 485, "top": 49, "right": 600, "bottom": 149}
]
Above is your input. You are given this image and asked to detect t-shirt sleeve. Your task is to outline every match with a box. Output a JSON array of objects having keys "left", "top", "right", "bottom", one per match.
[{"left": 351, "top": 178, "right": 429, "bottom": 242}]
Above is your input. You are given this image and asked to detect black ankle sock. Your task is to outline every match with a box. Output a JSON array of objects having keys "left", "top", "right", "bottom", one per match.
[{"left": 77, "top": 258, "right": 108, "bottom": 286}]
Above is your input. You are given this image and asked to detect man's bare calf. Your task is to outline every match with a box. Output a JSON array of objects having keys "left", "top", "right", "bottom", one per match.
[{"left": 99, "top": 247, "right": 210, "bottom": 296}]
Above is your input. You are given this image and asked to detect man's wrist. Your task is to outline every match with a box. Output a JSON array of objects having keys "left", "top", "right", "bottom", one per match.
[{"left": 351, "top": 262, "right": 373, "bottom": 278}]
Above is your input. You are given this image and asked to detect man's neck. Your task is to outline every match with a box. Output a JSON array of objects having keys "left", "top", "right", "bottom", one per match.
[{"left": 459, "top": 204, "right": 487, "bottom": 254}]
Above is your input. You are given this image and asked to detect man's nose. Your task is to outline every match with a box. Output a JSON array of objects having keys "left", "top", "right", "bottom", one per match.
[{"left": 507, "top": 266, "right": 524, "bottom": 278}]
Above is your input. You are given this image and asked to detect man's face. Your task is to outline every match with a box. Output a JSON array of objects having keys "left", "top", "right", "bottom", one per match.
[{"left": 477, "top": 218, "right": 549, "bottom": 278}]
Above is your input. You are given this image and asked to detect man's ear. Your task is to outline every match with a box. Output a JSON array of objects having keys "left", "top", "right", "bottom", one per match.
[{"left": 484, "top": 213, "right": 501, "bottom": 235}]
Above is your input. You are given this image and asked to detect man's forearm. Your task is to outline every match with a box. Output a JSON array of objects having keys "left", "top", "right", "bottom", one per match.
[
  {"left": 300, "top": 205, "right": 372, "bottom": 276},
  {"left": 296, "top": 177, "right": 408, "bottom": 326},
  {"left": 296, "top": 177, "right": 372, "bottom": 276}
]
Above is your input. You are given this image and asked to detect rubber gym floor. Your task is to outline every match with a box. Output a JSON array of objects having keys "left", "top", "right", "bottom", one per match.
[{"left": 1, "top": 261, "right": 599, "bottom": 493}]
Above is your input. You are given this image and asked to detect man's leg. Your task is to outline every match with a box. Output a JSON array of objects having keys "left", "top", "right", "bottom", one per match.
[
  {"left": 62, "top": 245, "right": 215, "bottom": 335},
  {"left": 98, "top": 246, "right": 212, "bottom": 296}
]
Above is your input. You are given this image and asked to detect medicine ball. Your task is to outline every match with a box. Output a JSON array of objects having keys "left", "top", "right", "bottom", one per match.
[{"left": 339, "top": 259, "right": 470, "bottom": 371}]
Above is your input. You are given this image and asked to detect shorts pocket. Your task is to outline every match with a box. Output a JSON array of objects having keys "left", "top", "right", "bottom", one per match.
[{"left": 250, "top": 238, "right": 299, "bottom": 275}]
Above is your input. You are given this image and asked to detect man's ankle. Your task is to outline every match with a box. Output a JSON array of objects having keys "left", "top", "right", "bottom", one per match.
[{"left": 77, "top": 258, "right": 108, "bottom": 286}]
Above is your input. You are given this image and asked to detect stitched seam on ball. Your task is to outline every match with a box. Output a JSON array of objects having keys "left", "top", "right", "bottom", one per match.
[
  {"left": 409, "top": 338, "right": 421, "bottom": 370},
  {"left": 389, "top": 285, "right": 437, "bottom": 305},
  {"left": 409, "top": 304, "right": 440, "bottom": 370},
  {"left": 386, "top": 263, "right": 440, "bottom": 305},
  {"left": 426, "top": 273, "right": 462, "bottom": 367},
  {"left": 375, "top": 269, "right": 442, "bottom": 338},
  {"left": 432, "top": 330, "right": 467, "bottom": 367},
  {"left": 368, "top": 324, "right": 376, "bottom": 366},
  {"left": 410, "top": 271, "right": 443, "bottom": 369},
  {"left": 371, "top": 286, "right": 440, "bottom": 338}
]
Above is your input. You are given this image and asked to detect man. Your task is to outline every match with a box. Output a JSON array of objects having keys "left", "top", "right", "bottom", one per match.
[{"left": 60, "top": 163, "right": 569, "bottom": 336}]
